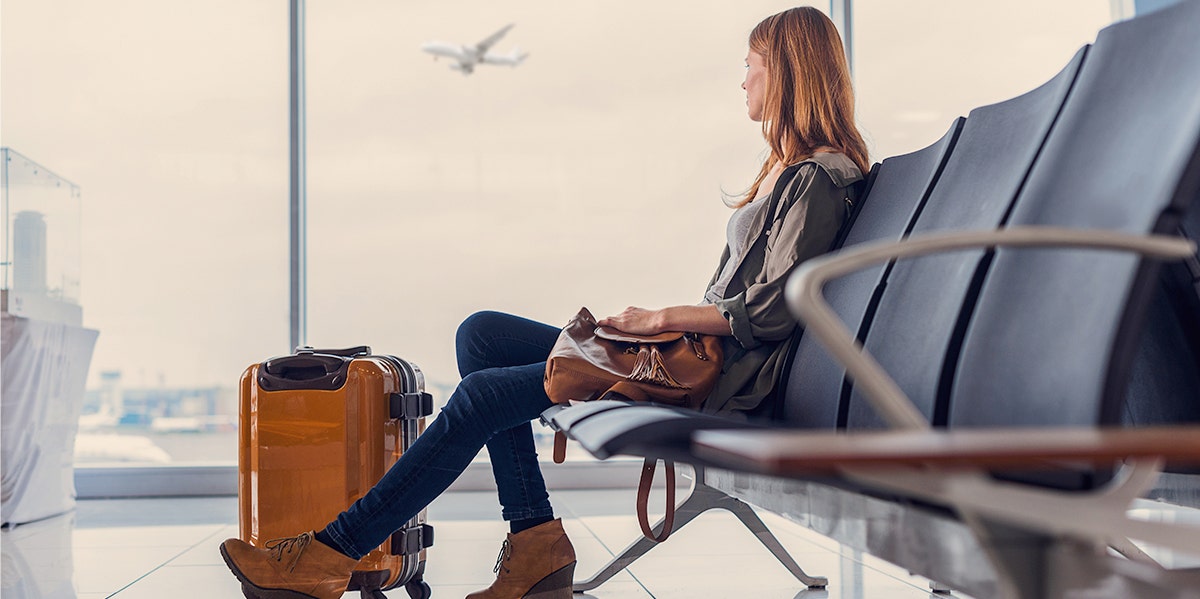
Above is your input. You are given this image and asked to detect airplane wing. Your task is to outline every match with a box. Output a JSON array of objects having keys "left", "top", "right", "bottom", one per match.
[{"left": 475, "top": 23, "right": 514, "bottom": 54}]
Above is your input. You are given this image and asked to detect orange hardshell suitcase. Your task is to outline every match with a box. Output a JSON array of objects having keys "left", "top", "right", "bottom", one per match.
[{"left": 239, "top": 346, "right": 434, "bottom": 599}]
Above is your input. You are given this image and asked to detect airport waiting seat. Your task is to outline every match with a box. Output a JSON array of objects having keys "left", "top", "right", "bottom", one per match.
[
  {"left": 544, "top": 2, "right": 1200, "bottom": 597},
  {"left": 845, "top": 48, "right": 1085, "bottom": 430}
]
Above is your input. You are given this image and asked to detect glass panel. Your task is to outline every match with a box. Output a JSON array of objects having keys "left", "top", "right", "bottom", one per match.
[
  {"left": 2, "top": 148, "right": 82, "bottom": 323},
  {"left": 854, "top": 0, "right": 1113, "bottom": 160},
  {"left": 3, "top": 0, "right": 289, "bottom": 466}
]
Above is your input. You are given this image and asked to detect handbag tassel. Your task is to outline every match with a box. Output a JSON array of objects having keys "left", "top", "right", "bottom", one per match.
[{"left": 628, "top": 345, "right": 688, "bottom": 389}]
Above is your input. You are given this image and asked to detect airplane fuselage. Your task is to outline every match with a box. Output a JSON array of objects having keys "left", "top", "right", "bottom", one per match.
[{"left": 421, "top": 42, "right": 475, "bottom": 61}]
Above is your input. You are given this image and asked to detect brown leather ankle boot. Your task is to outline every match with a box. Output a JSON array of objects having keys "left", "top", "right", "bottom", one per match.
[
  {"left": 467, "top": 519, "right": 577, "bottom": 599},
  {"left": 220, "top": 531, "right": 359, "bottom": 599}
]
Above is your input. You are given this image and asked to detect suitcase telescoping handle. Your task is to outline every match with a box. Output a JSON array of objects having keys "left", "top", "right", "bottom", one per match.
[
  {"left": 294, "top": 345, "right": 371, "bottom": 358},
  {"left": 258, "top": 347, "right": 365, "bottom": 391}
]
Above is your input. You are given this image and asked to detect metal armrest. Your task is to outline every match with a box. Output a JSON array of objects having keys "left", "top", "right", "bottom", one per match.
[
  {"left": 784, "top": 226, "right": 1197, "bottom": 430},
  {"left": 692, "top": 425, "right": 1200, "bottom": 472}
]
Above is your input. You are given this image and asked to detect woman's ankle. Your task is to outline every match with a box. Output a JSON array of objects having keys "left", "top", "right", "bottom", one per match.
[
  {"left": 314, "top": 528, "right": 353, "bottom": 558},
  {"left": 509, "top": 515, "right": 554, "bottom": 534}
]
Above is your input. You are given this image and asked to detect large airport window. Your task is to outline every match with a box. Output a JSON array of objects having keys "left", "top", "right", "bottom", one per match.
[
  {"left": 2, "top": 2, "right": 829, "bottom": 482},
  {"left": 2, "top": 1, "right": 1117, "bottom": 496}
]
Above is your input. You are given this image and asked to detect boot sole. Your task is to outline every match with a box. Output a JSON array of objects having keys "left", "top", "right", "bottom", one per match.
[
  {"left": 219, "top": 543, "right": 321, "bottom": 599},
  {"left": 524, "top": 561, "right": 577, "bottom": 599}
]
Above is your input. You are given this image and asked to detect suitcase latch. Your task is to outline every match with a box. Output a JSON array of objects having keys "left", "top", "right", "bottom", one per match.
[
  {"left": 390, "top": 523, "right": 434, "bottom": 555},
  {"left": 389, "top": 392, "right": 434, "bottom": 419}
]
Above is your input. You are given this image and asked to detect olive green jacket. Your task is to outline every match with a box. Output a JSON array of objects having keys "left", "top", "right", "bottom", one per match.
[{"left": 704, "top": 152, "right": 864, "bottom": 416}]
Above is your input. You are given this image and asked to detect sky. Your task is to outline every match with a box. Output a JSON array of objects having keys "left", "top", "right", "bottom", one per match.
[{"left": 0, "top": 0, "right": 1111, "bottom": 393}]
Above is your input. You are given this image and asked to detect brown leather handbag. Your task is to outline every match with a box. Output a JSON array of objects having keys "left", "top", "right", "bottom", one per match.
[{"left": 543, "top": 307, "right": 723, "bottom": 542}]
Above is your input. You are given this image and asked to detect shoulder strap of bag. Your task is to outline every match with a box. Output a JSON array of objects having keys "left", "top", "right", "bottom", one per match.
[
  {"left": 636, "top": 458, "right": 676, "bottom": 542},
  {"left": 761, "top": 162, "right": 809, "bottom": 237}
]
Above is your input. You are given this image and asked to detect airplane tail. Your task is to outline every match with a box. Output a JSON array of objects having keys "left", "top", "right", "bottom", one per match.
[{"left": 509, "top": 47, "right": 529, "bottom": 65}]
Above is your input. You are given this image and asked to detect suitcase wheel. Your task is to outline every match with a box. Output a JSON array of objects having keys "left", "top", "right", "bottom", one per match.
[{"left": 405, "top": 579, "right": 432, "bottom": 599}]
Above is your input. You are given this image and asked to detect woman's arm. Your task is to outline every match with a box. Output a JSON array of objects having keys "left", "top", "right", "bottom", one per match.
[{"left": 597, "top": 304, "right": 733, "bottom": 336}]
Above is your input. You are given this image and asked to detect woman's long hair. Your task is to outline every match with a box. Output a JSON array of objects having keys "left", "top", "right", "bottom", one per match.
[{"left": 737, "top": 7, "right": 869, "bottom": 207}]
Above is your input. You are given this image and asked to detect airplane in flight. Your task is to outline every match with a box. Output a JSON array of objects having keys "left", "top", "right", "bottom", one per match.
[{"left": 420, "top": 24, "right": 529, "bottom": 75}]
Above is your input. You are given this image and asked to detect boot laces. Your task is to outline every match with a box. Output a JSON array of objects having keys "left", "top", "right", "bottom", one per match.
[
  {"left": 492, "top": 538, "right": 513, "bottom": 575},
  {"left": 264, "top": 532, "right": 313, "bottom": 573}
]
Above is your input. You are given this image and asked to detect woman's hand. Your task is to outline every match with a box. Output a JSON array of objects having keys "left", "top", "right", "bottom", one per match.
[
  {"left": 597, "top": 307, "right": 665, "bottom": 335},
  {"left": 599, "top": 305, "right": 733, "bottom": 337}
]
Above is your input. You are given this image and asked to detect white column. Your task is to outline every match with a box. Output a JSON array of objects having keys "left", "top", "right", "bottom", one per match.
[
  {"left": 830, "top": 0, "right": 854, "bottom": 78},
  {"left": 289, "top": 0, "right": 307, "bottom": 352}
]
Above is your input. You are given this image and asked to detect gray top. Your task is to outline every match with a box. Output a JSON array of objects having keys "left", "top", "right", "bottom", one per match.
[{"left": 704, "top": 196, "right": 773, "bottom": 304}]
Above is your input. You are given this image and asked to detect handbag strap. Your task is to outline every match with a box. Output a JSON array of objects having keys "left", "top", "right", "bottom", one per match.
[
  {"left": 553, "top": 431, "right": 567, "bottom": 464},
  {"left": 636, "top": 458, "right": 676, "bottom": 543}
]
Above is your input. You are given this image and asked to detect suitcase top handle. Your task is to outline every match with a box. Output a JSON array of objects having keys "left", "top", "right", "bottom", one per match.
[
  {"left": 293, "top": 345, "right": 371, "bottom": 358},
  {"left": 260, "top": 351, "right": 355, "bottom": 391}
]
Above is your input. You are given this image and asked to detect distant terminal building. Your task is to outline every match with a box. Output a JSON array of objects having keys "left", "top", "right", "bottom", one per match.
[{"left": 82, "top": 371, "right": 236, "bottom": 431}]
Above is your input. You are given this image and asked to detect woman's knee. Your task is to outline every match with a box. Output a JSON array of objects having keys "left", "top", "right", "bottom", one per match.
[
  {"left": 445, "top": 367, "right": 541, "bottom": 429},
  {"left": 456, "top": 311, "right": 509, "bottom": 344},
  {"left": 457, "top": 310, "right": 535, "bottom": 376},
  {"left": 457, "top": 311, "right": 501, "bottom": 375}
]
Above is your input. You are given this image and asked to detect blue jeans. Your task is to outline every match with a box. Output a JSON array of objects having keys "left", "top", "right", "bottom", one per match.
[{"left": 325, "top": 311, "right": 559, "bottom": 559}]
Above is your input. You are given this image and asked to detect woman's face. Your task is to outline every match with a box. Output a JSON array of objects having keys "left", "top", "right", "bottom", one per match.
[{"left": 743, "top": 51, "right": 768, "bottom": 122}]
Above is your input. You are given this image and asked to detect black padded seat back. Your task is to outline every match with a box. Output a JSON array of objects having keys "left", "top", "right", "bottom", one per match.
[
  {"left": 951, "top": 1, "right": 1200, "bottom": 430},
  {"left": 1123, "top": 199, "right": 1200, "bottom": 475},
  {"left": 1122, "top": 198, "right": 1200, "bottom": 474},
  {"left": 845, "top": 49, "right": 1088, "bottom": 430},
  {"left": 781, "top": 120, "right": 963, "bottom": 428},
  {"left": 1122, "top": 278, "right": 1200, "bottom": 427}
]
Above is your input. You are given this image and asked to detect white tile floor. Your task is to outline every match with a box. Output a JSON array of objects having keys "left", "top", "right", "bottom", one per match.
[{"left": 0, "top": 489, "right": 961, "bottom": 599}]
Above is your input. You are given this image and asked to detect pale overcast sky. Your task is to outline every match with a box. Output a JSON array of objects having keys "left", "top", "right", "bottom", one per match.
[{"left": 1, "top": 0, "right": 1110, "bottom": 391}]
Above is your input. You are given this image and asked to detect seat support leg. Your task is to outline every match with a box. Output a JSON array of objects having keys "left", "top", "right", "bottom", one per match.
[
  {"left": 571, "top": 475, "right": 713, "bottom": 592},
  {"left": 572, "top": 468, "right": 827, "bottom": 592},
  {"left": 720, "top": 490, "right": 828, "bottom": 588}
]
